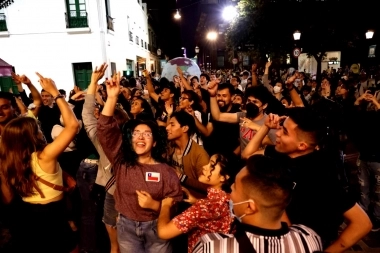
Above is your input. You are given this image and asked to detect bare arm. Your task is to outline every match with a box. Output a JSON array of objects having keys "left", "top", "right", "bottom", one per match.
[
  {"left": 241, "top": 125, "right": 270, "bottom": 159},
  {"left": 177, "top": 67, "right": 193, "bottom": 90},
  {"left": 37, "top": 73, "right": 79, "bottom": 173},
  {"left": 285, "top": 72, "right": 304, "bottom": 107},
  {"left": 158, "top": 199, "right": 183, "bottom": 239},
  {"left": 324, "top": 204, "right": 372, "bottom": 253},
  {"left": 143, "top": 70, "right": 159, "bottom": 102}
]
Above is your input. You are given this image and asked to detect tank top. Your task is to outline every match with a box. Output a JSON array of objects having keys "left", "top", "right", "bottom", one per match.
[{"left": 22, "top": 152, "right": 64, "bottom": 203}]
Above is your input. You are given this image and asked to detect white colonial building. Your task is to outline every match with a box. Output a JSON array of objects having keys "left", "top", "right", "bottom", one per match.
[{"left": 0, "top": 0, "right": 154, "bottom": 92}]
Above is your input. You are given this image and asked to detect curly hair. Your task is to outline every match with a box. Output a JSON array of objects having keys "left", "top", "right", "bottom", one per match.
[
  {"left": 206, "top": 154, "right": 237, "bottom": 193},
  {"left": 118, "top": 119, "right": 168, "bottom": 167}
]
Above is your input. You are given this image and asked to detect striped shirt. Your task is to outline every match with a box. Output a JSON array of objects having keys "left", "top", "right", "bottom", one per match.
[{"left": 192, "top": 222, "right": 323, "bottom": 253}]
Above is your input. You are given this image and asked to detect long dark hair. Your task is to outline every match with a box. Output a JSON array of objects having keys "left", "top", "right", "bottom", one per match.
[
  {"left": 0, "top": 117, "right": 47, "bottom": 197},
  {"left": 208, "top": 154, "right": 236, "bottom": 193},
  {"left": 118, "top": 119, "right": 167, "bottom": 166},
  {"left": 133, "top": 97, "right": 154, "bottom": 120}
]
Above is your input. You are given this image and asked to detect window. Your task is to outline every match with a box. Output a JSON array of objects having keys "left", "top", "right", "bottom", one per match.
[
  {"left": 0, "top": 11, "right": 7, "bottom": 32},
  {"left": 141, "top": 39, "right": 143, "bottom": 47},
  {"left": 111, "top": 62, "right": 116, "bottom": 74},
  {"left": 145, "top": 42, "right": 147, "bottom": 49},
  {"left": 65, "top": 0, "right": 88, "bottom": 28},
  {"left": 136, "top": 36, "right": 139, "bottom": 45},
  {"left": 129, "top": 31, "right": 133, "bottom": 42},
  {"left": 72, "top": 62, "right": 92, "bottom": 90}
]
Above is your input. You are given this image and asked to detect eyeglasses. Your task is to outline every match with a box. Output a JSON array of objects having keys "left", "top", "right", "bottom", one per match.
[
  {"left": 132, "top": 131, "right": 153, "bottom": 139},
  {"left": 179, "top": 97, "right": 189, "bottom": 101}
]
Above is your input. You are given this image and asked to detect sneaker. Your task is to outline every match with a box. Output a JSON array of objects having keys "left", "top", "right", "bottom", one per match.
[{"left": 371, "top": 219, "right": 380, "bottom": 232}]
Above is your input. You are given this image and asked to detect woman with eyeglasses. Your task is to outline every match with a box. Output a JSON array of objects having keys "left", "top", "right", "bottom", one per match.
[{"left": 97, "top": 72, "right": 183, "bottom": 253}]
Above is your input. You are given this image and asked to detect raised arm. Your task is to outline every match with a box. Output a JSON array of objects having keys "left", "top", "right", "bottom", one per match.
[
  {"left": 23, "top": 76, "right": 43, "bottom": 117},
  {"left": 177, "top": 66, "right": 193, "bottom": 91},
  {"left": 262, "top": 62, "right": 273, "bottom": 92},
  {"left": 83, "top": 63, "right": 108, "bottom": 141},
  {"left": 285, "top": 72, "right": 304, "bottom": 107},
  {"left": 37, "top": 73, "right": 79, "bottom": 173},
  {"left": 143, "top": 70, "right": 159, "bottom": 103},
  {"left": 97, "top": 72, "right": 123, "bottom": 165},
  {"left": 241, "top": 114, "right": 285, "bottom": 159},
  {"left": 208, "top": 81, "right": 239, "bottom": 123}
]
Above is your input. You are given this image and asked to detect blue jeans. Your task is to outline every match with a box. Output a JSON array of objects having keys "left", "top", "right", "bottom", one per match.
[
  {"left": 117, "top": 214, "right": 172, "bottom": 253},
  {"left": 358, "top": 159, "right": 380, "bottom": 221},
  {"left": 76, "top": 160, "right": 98, "bottom": 251},
  {"left": 103, "top": 192, "right": 118, "bottom": 227}
]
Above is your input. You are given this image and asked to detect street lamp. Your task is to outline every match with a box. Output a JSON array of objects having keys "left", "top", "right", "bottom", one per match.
[
  {"left": 366, "top": 30, "right": 374, "bottom": 39},
  {"left": 293, "top": 30, "right": 301, "bottom": 40},
  {"left": 222, "top": 6, "right": 238, "bottom": 21},
  {"left": 174, "top": 9, "right": 181, "bottom": 20},
  {"left": 206, "top": 31, "right": 217, "bottom": 41},
  {"left": 157, "top": 48, "right": 161, "bottom": 56}
]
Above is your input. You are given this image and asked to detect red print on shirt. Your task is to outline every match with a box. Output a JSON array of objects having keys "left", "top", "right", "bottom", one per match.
[{"left": 172, "top": 188, "right": 233, "bottom": 252}]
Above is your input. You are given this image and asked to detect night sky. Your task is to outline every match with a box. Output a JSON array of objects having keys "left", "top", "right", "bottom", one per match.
[{"left": 143, "top": 0, "right": 201, "bottom": 59}]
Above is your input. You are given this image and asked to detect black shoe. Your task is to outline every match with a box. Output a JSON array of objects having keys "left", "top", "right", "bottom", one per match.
[{"left": 371, "top": 219, "right": 380, "bottom": 232}]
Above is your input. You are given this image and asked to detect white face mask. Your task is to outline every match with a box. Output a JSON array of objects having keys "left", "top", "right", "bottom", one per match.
[
  {"left": 273, "top": 86, "right": 281, "bottom": 94},
  {"left": 228, "top": 199, "right": 254, "bottom": 222}
]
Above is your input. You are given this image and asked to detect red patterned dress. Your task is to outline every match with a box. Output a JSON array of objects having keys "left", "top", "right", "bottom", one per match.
[{"left": 172, "top": 187, "right": 233, "bottom": 252}]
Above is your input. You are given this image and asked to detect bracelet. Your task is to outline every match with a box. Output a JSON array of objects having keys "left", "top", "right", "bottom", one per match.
[{"left": 53, "top": 94, "right": 65, "bottom": 101}]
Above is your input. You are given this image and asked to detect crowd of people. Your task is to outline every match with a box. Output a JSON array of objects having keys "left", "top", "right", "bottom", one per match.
[{"left": 0, "top": 60, "right": 378, "bottom": 253}]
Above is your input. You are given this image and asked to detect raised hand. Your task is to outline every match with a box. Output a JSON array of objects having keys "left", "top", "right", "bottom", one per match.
[
  {"left": 240, "top": 117, "right": 260, "bottom": 131},
  {"left": 20, "top": 75, "right": 32, "bottom": 85},
  {"left": 265, "top": 61, "right": 272, "bottom": 69},
  {"left": 207, "top": 80, "right": 219, "bottom": 97},
  {"left": 11, "top": 72, "right": 22, "bottom": 85},
  {"left": 177, "top": 66, "right": 183, "bottom": 76},
  {"left": 36, "top": 72, "right": 59, "bottom": 96},
  {"left": 105, "top": 71, "right": 121, "bottom": 99},
  {"left": 142, "top": 69, "right": 150, "bottom": 79},
  {"left": 91, "top": 63, "right": 108, "bottom": 84},
  {"left": 264, "top": 113, "right": 287, "bottom": 130}
]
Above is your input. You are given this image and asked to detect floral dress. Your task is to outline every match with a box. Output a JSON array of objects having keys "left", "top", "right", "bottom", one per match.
[{"left": 172, "top": 187, "right": 233, "bottom": 252}]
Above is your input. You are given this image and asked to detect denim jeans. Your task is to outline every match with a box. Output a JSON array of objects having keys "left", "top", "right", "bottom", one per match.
[
  {"left": 117, "top": 214, "right": 172, "bottom": 253},
  {"left": 358, "top": 159, "right": 380, "bottom": 221},
  {"left": 76, "top": 160, "right": 99, "bottom": 251},
  {"left": 103, "top": 192, "right": 118, "bottom": 227}
]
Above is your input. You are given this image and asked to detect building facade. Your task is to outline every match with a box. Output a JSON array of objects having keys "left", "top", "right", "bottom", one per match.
[{"left": 0, "top": 0, "right": 151, "bottom": 92}]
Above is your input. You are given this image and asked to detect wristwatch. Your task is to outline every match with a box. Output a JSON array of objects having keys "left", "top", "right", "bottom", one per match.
[{"left": 53, "top": 94, "right": 65, "bottom": 101}]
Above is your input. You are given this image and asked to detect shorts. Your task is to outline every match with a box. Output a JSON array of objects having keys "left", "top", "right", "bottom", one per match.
[{"left": 103, "top": 192, "right": 118, "bottom": 228}]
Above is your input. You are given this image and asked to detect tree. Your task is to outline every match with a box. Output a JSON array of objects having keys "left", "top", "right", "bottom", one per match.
[{"left": 226, "top": 0, "right": 378, "bottom": 80}]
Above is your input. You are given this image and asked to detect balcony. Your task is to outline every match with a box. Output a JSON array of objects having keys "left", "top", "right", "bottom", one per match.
[
  {"left": 107, "top": 15, "right": 114, "bottom": 31},
  {"left": 65, "top": 11, "right": 88, "bottom": 28},
  {"left": 0, "top": 14, "right": 7, "bottom": 32},
  {"left": 129, "top": 31, "right": 133, "bottom": 42}
]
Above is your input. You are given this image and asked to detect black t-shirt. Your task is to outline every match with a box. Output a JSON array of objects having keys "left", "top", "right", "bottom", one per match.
[
  {"left": 155, "top": 97, "right": 177, "bottom": 123},
  {"left": 204, "top": 106, "right": 241, "bottom": 156},
  {"left": 38, "top": 104, "right": 61, "bottom": 143},
  {"left": 264, "top": 145, "right": 356, "bottom": 243}
]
